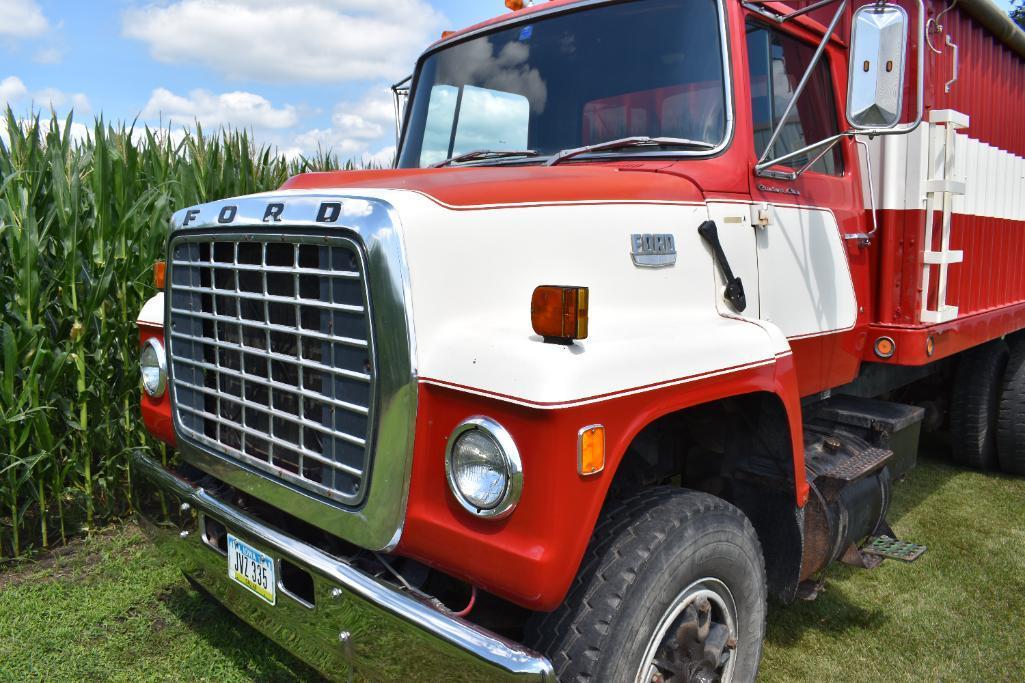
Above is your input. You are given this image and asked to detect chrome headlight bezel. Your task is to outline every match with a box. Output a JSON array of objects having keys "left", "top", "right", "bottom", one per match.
[
  {"left": 140, "top": 337, "right": 168, "bottom": 398},
  {"left": 445, "top": 416, "right": 523, "bottom": 520}
]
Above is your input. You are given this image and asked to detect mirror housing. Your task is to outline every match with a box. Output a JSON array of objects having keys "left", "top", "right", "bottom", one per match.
[{"left": 847, "top": 3, "right": 909, "bottom": 130}]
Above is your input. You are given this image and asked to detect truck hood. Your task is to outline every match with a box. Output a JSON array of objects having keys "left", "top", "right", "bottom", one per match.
[{"left": 279, "top": 164, "right": 705, "bottom": 208}]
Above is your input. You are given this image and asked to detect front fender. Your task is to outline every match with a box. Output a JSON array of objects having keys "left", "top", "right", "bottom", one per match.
[{"left": 398, "top": 317, "right": 806, "bottom": 611}]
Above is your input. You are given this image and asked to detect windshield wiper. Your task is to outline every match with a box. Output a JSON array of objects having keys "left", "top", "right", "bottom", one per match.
[
  {"left": 546, "top": 136, "right": 716, "bottom": 166},
  {"left": 431, "top": 149, "right": 539, "bottom": 168}
]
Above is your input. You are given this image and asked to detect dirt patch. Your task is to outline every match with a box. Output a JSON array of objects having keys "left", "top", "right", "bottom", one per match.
[{"left": 0, "top": 525, "right": 140, "bottom": 591}]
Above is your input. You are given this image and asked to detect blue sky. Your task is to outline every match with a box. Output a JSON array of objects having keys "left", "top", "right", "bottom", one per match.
[
  {"left": 0, "top": 0, "right": 500, "bottom": 161},
  {"left": 0, "top": 0, "right": 1017, "bottom": 162}
]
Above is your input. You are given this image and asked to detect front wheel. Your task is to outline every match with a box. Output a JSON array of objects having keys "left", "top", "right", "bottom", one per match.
[{"left": 527, "top": 488, "right": 767, "bottom": 682}]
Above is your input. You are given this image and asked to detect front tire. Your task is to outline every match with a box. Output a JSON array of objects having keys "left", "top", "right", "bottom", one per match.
[{"left": 527, "top": 488, "right": 766, "bottom": 682}]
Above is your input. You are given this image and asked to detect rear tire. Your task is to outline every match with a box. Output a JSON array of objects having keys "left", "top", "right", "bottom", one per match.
[
  {"left": 526, "top": 488, "right": 766, "bottom": 682},
  {"left": 949, "top": 340, "right": 1008, "bottom": 470},
  {"left": 997, "top": 338, "right": 1025, "bottom": 475}
]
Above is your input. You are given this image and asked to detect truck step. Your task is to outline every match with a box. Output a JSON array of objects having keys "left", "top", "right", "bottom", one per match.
[
  {"left": 814, "top": 444, "right": 893, "bottom": 482},
  {"left": 861, "top": 535, "right": 927, "bottom": 562},
  {"left": 807, "top": 395, "right": 925, "bottom": 481},
  {"left": 804, "top": 425, "right": 893, "bottom": 484}
]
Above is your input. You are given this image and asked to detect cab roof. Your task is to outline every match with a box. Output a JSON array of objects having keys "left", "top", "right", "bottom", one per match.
[{"left": 429, "top": 0, "right": 588, "bottom": 50}]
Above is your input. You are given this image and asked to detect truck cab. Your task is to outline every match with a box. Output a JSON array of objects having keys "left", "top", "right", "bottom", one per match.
[{"left": 133, "top": 0, "right": 1025, "bottom": 680}]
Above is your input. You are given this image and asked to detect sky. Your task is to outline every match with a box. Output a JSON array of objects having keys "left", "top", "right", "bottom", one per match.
[
  {"left": 0, "top": 0, "right": 1018, "bottom": 164},
  {"left": 0, "top": 0, "right": 501, "bottom": 163}
]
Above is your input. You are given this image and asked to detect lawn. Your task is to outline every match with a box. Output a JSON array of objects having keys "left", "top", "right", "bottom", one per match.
[{"left": 0, "top": 454, "right": 1022, "bottom": 682}]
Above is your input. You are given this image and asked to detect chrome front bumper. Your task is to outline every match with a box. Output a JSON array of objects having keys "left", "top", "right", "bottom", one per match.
[{"left": 131, "top": 452, "right": 555, "bottom": 682}]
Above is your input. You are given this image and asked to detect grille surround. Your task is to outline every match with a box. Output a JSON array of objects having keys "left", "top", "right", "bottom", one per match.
[{"left": 167, "top": 232, "right": 377, "bottom": 507}]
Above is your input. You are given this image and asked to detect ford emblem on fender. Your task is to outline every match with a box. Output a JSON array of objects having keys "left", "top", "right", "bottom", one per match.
[{"left": 631, "top": 233, "right": 677, "bottom": 268}]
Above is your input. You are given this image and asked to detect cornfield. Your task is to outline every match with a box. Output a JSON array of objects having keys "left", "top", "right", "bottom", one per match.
[{"left": 0, "top": 110, "right": 347, "bottom": 560}]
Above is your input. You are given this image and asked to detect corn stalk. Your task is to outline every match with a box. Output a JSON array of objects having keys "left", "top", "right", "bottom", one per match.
[{"left": 0, "top": 109, "right": 345, "bottom": 559}]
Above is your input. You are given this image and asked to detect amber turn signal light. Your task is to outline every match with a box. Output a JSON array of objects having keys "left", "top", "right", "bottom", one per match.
[
  {"left": 578, "top": 425, "right": 606, "bottom": 476},
  {"left": 153, "top": 260, "right": 167, "bottom": 289},
  {"left": 531, "top": 286, "right": 589, "bottom": 342}
]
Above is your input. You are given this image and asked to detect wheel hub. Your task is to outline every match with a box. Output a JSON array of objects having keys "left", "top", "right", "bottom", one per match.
[{"left": 637, "top": 580, "right": 738, "bottom": 683}]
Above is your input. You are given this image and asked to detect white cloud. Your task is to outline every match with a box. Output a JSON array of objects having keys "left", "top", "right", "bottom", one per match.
[
  {"left": 33, "top": 47, "right": 64, "bottom": 64},
  {"left": 0, "top": 0, "right": 49, "bottom": 38},
  {"left": 0, "top": 76, "right": 28, "bottom": 106},
  {"left": 330, "top": 88, "right": 395, "bottom": 140},
  {"left": 33, "top": 87, "right": 91, "bottom": 114},
  {"left": 0, "top": 117, "right": 89, "bottom": 147},
  {"left": 141, "top": 88, "right": 298, "bottom": 129},
  {"left": 292, "top": 126, "right": 367, "bottom": 157},
  {"left": 290, "top": 87, "right": 396, "bottom": 160},
  {"left": 0, "top": 78, "right": 91, "bottom": 115},
  {"left": 365, "top": 145, "right": 396, "bottom": 168},
  {"left": 123, "top": 0, "right": 445, "bottom": 83}
]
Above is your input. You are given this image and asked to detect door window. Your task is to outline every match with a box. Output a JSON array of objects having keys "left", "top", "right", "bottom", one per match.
[{"left": 745, "top": 22, "right": 843, "bottom": 175}]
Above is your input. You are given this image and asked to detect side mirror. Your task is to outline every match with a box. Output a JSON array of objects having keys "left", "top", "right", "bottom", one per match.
[{"left": 847, "top": 3, "right": 909, "bottom": 130}]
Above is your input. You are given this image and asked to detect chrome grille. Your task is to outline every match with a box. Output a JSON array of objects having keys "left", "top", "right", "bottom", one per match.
[{"left": 168, "top": 234, "right": 375, "bottom": 506}]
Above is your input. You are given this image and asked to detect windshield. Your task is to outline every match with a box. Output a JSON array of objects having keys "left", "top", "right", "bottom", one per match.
[{"left": 398, "top": 0, "right": 728, "bottom": 168}]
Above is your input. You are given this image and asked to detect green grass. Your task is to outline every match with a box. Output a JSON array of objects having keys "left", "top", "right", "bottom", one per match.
[
  {"left": 0, "top": 525, "right": 321, "bottom": 682},
  {"left": 0, "top": 455, "right": 1022, "bottom": 682},
  {"left": 762, "top": 452, "right": 1025, "bottom": 682}
]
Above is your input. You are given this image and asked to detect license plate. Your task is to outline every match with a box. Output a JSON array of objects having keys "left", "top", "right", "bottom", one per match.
[{"left": 227, "top": 534, "right": 276, "bottom": 605}]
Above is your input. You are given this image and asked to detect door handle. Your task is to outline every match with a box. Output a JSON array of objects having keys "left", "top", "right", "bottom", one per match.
[{"left": 698, "top": 220, "right": 747, "bottom": 313}]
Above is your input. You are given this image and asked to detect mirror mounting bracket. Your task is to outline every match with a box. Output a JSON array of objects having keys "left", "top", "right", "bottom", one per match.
[
  {"left": 753, "top": 0, "right": 849, "bottom": 177},
  {"left": 754, "top": 0, "right": 926, "bottom": 180},
  {"left": 759, "top": 168, "right": 799, "bottom": 181},
  {"left": 391, "top": 75, "right": 412, "bottom": 155},
  {"left": 741, "top": 0, "right": 843, "bottom": 25}
]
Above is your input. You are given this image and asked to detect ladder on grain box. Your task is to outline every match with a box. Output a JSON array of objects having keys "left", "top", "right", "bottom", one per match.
[{"left": 920, "top": 109, "right": 969, "bottom": 325}]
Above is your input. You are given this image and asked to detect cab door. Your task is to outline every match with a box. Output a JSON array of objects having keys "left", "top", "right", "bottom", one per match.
[{"left": 741, "top": 18, "right": 859, "bottom": 342}]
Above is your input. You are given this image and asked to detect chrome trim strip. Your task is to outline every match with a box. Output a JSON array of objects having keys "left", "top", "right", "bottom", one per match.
[
  {"left": 132, "top": 451, "right": 555, "bottom": 682},
  {"left": 168, "top": 331, "right": 370, "bottom": 383},
  {"left": 170, "top": 356, "right": 370, "bottom": 418},
  {"left": 171, "top": 282, "right": 366, "bottom": 315},
  {"left": 168, "top": 195, "right": 418, "bottom": 552},
  {"left": 398, "top": 0, "right": 735, "bottom": 166}
]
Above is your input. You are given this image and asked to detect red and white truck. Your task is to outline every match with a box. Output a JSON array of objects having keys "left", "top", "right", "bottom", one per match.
[{"left": 133, "top": 0, "right": 1025, "bottom": 679}]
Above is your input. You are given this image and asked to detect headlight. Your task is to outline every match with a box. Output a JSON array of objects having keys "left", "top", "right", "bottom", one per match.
[
  {"left": 140, "top": 338, "right": 167, "bottom": 398},
  {"left": 445, "top": 417, "right": 523, "bottom": 519}
]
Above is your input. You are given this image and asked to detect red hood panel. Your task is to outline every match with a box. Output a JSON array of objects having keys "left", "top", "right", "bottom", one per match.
[{"left": 279, "top": 165, "right": 704, "bottom": 208}]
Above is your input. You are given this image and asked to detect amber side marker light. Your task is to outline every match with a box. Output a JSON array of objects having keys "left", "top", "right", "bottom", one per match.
[
  {"left": 505, "top": 0, "right": 526, "bottom": 10},
  {"left": 531, "top": 286, "right": 589, "bottom": 344},
  {"left": 578, "top": 425, "right": 606, "bottom": 476},
  {"left": 154, "top": 260, "right": 167, "bottom": 289},
  {"left": 874, "top": 336, "right": 896, "bottom": 359}
]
